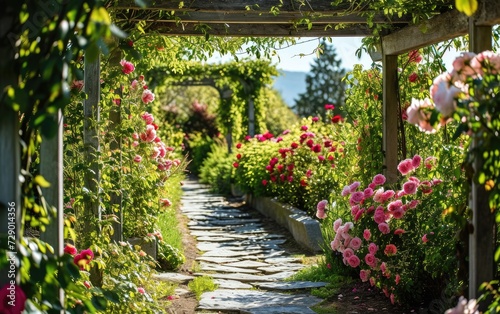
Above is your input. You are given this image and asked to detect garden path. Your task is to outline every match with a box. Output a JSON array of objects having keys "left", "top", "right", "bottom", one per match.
[{"left": 163, "top": 178, "right": 327, "bottom": 313}]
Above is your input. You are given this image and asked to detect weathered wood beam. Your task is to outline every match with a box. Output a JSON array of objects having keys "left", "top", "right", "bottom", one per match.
[
  {"left": 382, "top": 54, "right": 399, "bottom": 183},
  {"left": 114, "top": 11, "right": 411, "bottom": 24},
  {"left": 381, "top": 9, "right": 469, "bottom": 56},
  {"left": 147, "top": 22, "right": 373, "bottom": 37},
  {"left": 382, "top": 0, "right": 500, "bottom": 56},
  {"left": 113, "top": 0, "right": 353, "bottom": 12},
  {"left": 468, "top": 21, "right": 493, "bottom": 303},
  {"left": 40, "top": 110, "right": 64, "bottom": 256}
]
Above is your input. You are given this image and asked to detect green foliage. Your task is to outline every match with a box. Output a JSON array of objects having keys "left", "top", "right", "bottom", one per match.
[
  {"left": 157, "top": 241, "right": 185, "bottom": 271},
  {"left": 199, "top": 140, "right": 234, "bottom": 195},
  {"left": 187, "top": 276, "right": 218, "bottom": 301},
  {"left": 262, "top": 88, "right": 300, "bottom": 135},
  {"left": 294, "top": 41, "right": 347, "bottom": 119},
  {"left": 185, "top": 132, "right": 217, "bottom": 175}
]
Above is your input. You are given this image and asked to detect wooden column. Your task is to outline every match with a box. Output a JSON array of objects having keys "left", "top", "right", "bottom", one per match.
[
  {"left": 248, "top": 97, "right": 255, "bottom": 137},
  {"left": 0, "top": 10, "right": 20, "bottom": 285},
  {"left": 83, "top": 55, "right": 101, "bottom": 246},
  {"left": 468, "top": 20, "right": 493, "bottom": 301},
  {"left": 40, "top": 110, "right": 64, "bottom": 255},
  {"left": 382, "top": 53, "right": 399, "bottom": 183}
]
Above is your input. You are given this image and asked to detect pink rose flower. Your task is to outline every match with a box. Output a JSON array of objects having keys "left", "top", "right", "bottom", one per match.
[
  {"left": 394, "top": 228, "right": 406, "bottom": 235},
  {"left": 133, "top": 155, "right": 142, "bottom": 163},
  {"left": 412, "top": 154, "right": 422, "bottom": 168},
  {"left": 0, "top": 284, "right": 26, "bottom": 314},
  {"left": 363, "top": 229, "right": 371, "bottom": 241},
  {"left": 373, "top": 209, "right": 386, "bottom": 224},
  {"left": 369, "top": 277, "right": 376, "bottom": 286},
  {"left": 391, "top": 208, "right": 405, "bottom": 219},
  {"left": 342, "top": 248, "right": 354, "bottom": 259},
  {"left": 397, "top": 159, "right": 414, "bottom": 176},
  {"left": 350, "top": 191, "right": 364, "bottom": 203},
  {"left": 406, "top": 98, "right": 438, "bottom": 134},
  {"left": 137, "top": 287, "right": 145, "bottom": 294},
  {"left": 120, "top": 59, "right": 135, "bottom": 74},
  {"left": 316, "top": 209, "right": 326, "bottom": 219},
  {"left": 161, "top": 198, "right": 172, "bottom": 207},
  {"left": 364, "top": 253, "right": 377, "bottom": 268},
  {"left": 384, "top": 244, "right": 397, "bottom": 256},
  {"left": 333, "top": 218, "right": 342, "bottom": 232},
  {"left": 372, "top": 174, "right": 386, "bottom": 186},
  {"left": 341, "top": 185, "right": 351, "bottom": 196},
  {"left": 422, "top": 234, "right": 429, "bottom": 243},
  {"left": 142, "top": 89, "right": 155, "bottom": 104},
  {"left": 131, "top": 79, "right": 138, "bottom": 89},
  {"left": 360, "top": 269, "right": 370, "bottom": 282},
  {"left": 347, "top": 255, "right": 360, "bottom": 268},
  {"left": 349, "top": 181, "right": 361, "bottom": 192},
  {"left": 395, "top": 274, "right": 401, "bottom": 285},
  {"left": 349, "top": 237, "right": 362, "bottom": 251},
  {"left": 141, "top": 112, "right": 154, "bottom": 124},
  {"left": 430, "top": 73, "right": 460, "bottom": 117},
  {"left": 317, "top": 200, "right": 328, "bottom": 211},
  {"left": 64, "top": 244, "right": 77, "bottom": 255},
  {"left": 378, "top": 222, "right": 390, "bottom": 234},
  {"left": 403, "top": 181, "right": 418, "bottom": 194},
  {"left": 363, "top": 188, "right": 374, "bottom": 198}
]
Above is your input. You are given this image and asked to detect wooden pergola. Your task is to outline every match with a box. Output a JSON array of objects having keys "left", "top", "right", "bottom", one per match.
[{"left": 1, "top": 0, "right": 500, "bottom": 303}]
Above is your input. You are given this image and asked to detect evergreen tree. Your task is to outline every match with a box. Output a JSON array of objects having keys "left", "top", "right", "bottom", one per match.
[{"left": 293, "top": 41, "right": 347, "bottom": 119}]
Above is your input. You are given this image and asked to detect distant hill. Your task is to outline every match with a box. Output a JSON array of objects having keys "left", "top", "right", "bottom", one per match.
[{"left": 272, "top": 70, "right": 307, "bottom": 108}]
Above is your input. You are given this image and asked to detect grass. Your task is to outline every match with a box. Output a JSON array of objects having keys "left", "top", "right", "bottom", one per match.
[
  {"left": 157, "top": 172, "right": 185, "bottom": 252},
  {"left": 187, "top": 276, "right": 219, "bottom": 300}
]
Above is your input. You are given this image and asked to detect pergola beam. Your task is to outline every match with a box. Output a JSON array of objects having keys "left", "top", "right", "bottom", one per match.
[{"left": 146, "top": 22, "right": 373, "bottom": 37}]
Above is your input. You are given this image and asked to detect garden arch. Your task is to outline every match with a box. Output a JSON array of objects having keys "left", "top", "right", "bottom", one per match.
[{"left": 1, "top": 0, "right": 500, "bottom": 303}]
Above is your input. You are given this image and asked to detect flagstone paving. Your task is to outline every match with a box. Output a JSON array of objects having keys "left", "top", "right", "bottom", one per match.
[{"left": 162, "top": 178, "right": 328, "bottom": 313}]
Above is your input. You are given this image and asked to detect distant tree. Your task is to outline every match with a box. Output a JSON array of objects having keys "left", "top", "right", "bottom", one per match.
[{"left": 293, "top": 41, "right": 347, "bottom": 119}]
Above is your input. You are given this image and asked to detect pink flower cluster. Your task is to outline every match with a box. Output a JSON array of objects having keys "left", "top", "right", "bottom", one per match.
[
  {"left": 330, "top": 154, "right": 443, "bottom": 305},
  {"left": 133, "top": 111, "right": 179, "bottom": 171},
  {"left": 64, "top": 244, "right": 94, "bottom": 270},
  {"left": 409, "top": 50, "right": 500, "bottom": 132}
]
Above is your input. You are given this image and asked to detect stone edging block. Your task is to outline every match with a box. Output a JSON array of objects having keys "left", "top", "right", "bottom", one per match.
[{"left": 246, "top": 195, "right": 323, "bottom": 253}]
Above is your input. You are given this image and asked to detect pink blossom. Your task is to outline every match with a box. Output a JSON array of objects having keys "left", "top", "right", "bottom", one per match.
[
  {"left": 363, "top": 188, "right": 374, "bottom": 198},
  {"left": 381, "top": 190, "right": 395, "bottom": 202},
  {"left": 363, "top": 229, "right": 371, "bottom": 241},
  {"left": 333, "top": 218, "right": 342, "bottom": 232},
  {"left": 408, "top": 199, "right": 420, "bottom": 209},
  {"left": 317, "top": 200, "right": 328, "bottom": 211},
  {"left": 343, "top": 248, "right": 354, "bottom": 259},
  {"left": 390, "top": 293, "right": 395, "bottom": 305},
  {"left": 372, "top": 174, "right": 386, "bottom": 186},
  {"left": 378, "top": 222, "right": 390, "bottom": 234},
  {"left": 349, "top": 237, "right": 362, "bottom": 251},
  {"left": 394, "top": 228, "right": 406, "bottom": 235},
  {"left": 140, "top": 125, "right": 156, "bottom": 142},
  {"left": 161, "top": 198, "right": 172, "bottom": 207},
  {"left": 451, "top": 52, "right": 477, "bottom": 80},
  {"left": 331, "top": 238, "right": 341, "bottom": 251},
  {"left": 395, "top": 274, "right": 401, "bottom": 285},
  {"left": 373, "top": 209, "right": 386, "bottom": 224},
  {"left": 380, "top": 262, "right": 387, "bottom": 274},
  {"left": 347, "top": 255, "right": 360, "bottom": 268},
  {"left": 141, "top": 112, "right": 154, "bottom": 124},
  {"left": 373, "top": 188, "right": 385, "bottom": 203},
  {"left": 131, "top": 79, "right": 138, "bottom": 89},
  {"left": 350, "top": 191, "right": 364, "bottom": 203},
  {"left": 349, "top": 181, "right": 361, "bottom": 192},
  {"left": 354, "top": 209, "right": 364, "bottom": 222},
  {"left": 120, "top": 59, "right": 135, "bottom": 74},
  {"left": 406, "top": 98, "right": 438, "bottom": 134},
  {"left": 351, "top": 205, "right": 360, "bottom": 217},
  {"left": 365, "top": 253, "right": 377, "bottom": 268},
  {"left": 368, "top": 243, "right": 378, "bottom": 255},
  {"left": 422, "top": 234, "right": 429, "bottom": 243},
  {"left": 384, "top": 244, "right": 397, "bottom": 256},
  {"left": 424, "top": 156, "right": 437, "bottom": 170},
  {"left": 64, "top": 244, "right": 77, "bottom": 255},
  {"left": 133, "top": 155, "right": 142, "bottom": 163},
  {"left": 387, "top": 200, "right": 403, "bottom": 212},
  {"left": 412, "top": 154, "right": 422, "bottom": 168},
  {"left": 360, "top": 269, "right": 370, "bottom": 282},
  {"left": 341, "top": 185, "right": 351, "bottom": 197},
  {"left": 316, "top": 209, "right": 326, "bottom": 219},
  {"left": 430, "top": 73, "right": 460, "bottom": 117},
  {"left": 0, "top": 284, "right": 26, "bottom": 314},
  {"left": 369, "top": 277, "right": 376, "bottom": 286},
  {"left": 132, "top": 132, "right": 139, "bottom": 140},
  {"left": 397, "top": 159, "right": 414, "bottom": 175},
  {"left": 403, "top": 181, "right": 418, "bottom": 194},
  {"left": 142, "top": 89, "right": 155, "bottom": 104},
  {"left": 432, "top": 178, "right": 443, "bottom": 185},
  {"left": 137, "top": 287, "right": 145, "bottom": 294},
  {"left": 301, "top": 125, "right": 308, "bottom": 131}
]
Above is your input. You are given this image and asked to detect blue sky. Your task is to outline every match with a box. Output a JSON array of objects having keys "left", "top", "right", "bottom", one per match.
[{"left": 208, "top": 36, "right": 462, "bottom": 73}]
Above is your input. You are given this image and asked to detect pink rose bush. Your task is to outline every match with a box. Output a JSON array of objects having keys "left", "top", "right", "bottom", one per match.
[{"left": 327, "top": 154, "right": 455, "bottom": 305}]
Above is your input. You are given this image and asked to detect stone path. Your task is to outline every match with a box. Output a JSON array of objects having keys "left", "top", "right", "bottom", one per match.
[{"left": 158, "top": 178, "right": 327, "bottom": 313}]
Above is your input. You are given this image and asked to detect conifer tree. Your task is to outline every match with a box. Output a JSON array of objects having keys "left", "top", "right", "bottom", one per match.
[{"left": 293, "top": 41, "right": 347, "bottom": 118}]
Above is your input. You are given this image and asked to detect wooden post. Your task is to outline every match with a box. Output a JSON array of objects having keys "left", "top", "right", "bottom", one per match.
[
  {"left": 39, "top": 109, "right": 64, "bottom": 308},
  {"left": 40, "top": 110, "right": 64, "bottom": 256},
  {"left": 248, "top": 97, "right": 255, "bottom": 137},
  {"left": 382, "top": 53, "right": 399, "bottom": 183},
  {"left": 0, "top": 11, "right": 21, "bottom": 286},
  {"left": 83, "top": 54, "right": 101, "bottom": 245},
  {"left": 467, "top": 20, "right": 493, "bottom": 301}
]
